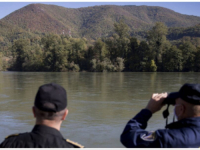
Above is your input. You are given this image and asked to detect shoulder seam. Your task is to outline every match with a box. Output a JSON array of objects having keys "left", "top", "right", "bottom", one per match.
[
  {"left": 5, "top": 134, "right": 19, "bottom": 139},
  {"left": 66, "top": 139, "right": 84, "bottom": 148}
]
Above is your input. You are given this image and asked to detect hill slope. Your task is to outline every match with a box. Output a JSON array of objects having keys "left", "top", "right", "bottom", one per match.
[{"left": 2, "top": 4, "right": 200, "bottom": 39}]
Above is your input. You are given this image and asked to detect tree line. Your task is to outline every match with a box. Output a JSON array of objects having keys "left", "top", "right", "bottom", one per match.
[{"left": 1, "top": 21, "right": 200, "bottom": 72}]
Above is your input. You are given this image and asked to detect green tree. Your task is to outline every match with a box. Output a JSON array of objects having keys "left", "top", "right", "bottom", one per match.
[
  {"left": 162, "top": 46, "right": 183, "bottom": 72},
  {"left": 127, "top": 40, "right": 154, "bottom": 72},
  {"left": 105, "top": 36, "right": 118, "bottom": 62},
  {"left": 115, "top": 57, "right": 125, "bottom": 72},
  {"left": 84, "top": 46, "right": 95, "bottom": 71},
  {"left": 113, "top": 20, "right": 130, "bottom": 59},
  {"left": 179, "top": 41, "right": 196, "bottom": 71},
  {"left": 68, "top": 61, "right": 80, "bottom": 72},
  {"left": 125, "top": 37, "right": 139, "bottom": 71},
  {"left": 104, "top": 20, "right": 130, "bottom": 62},
  {"left": 147, "top": 22, "right": 169, "bottom": 70},
  {"left": 69, "top": 38, "right": 87, "bottom": 71},
  {"left": 149, "top": 60, "right": 157, "bottom": 72},
  {"left": 114, "top": 20, "right": 129, "bottom": 38},
  {"left": 93, "top": 38, "right": 108, "bottom": 61},
  {"left": 137, "top": 41, "right": 154, "bottom": 72},
  {"left": 42, "top": 34, "right": 68, "bottom": 71},
  {"left": 11, "top": 39, "right": 30, "bottom": 71},
  {"left": 22, "top": 45, "right": 44, "bottom": 71},
  {"left": 194, "top": 48, "right": 200, "bottom": 71}
]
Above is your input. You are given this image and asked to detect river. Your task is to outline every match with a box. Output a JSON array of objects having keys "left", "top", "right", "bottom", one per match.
[{"left": 0, "top": 72, "right": 199, "bottom": 147}]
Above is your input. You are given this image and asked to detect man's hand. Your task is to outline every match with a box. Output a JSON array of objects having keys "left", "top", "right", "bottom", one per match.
[{"left": 145, "top": 93, "right": 168, "bottom": 114}]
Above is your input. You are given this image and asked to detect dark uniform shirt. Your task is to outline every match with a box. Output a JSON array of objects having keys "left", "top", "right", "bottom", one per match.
[
  {"left": 0, "top": 124, "right": 84, "bottom": 148},
  {"left": 120, "top": 109, "right": 200, "bottom": 148}
]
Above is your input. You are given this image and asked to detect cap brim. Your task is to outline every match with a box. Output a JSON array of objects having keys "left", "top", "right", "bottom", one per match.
[{"left": 168, "top": 92, "right": 180, "bottom": 99}]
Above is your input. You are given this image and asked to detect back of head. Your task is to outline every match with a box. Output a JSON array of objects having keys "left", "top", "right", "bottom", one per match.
[
  {"left": 34, "top": 83, "right": 67, "bottom": 121},
  {"left": 164, "top": 83, "right": 200, "bottom": 122},
  {"left": 172, "top": 83, "right": 200, "bottom": 118}
]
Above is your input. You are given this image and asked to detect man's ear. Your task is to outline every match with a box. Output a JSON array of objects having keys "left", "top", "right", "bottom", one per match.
[
  {"left": 180, "top": 104, "right": 186, "bottom": 114},
  {"left": 32, "top": 106, "right": 36, "bottom": 118},
  {"left": 62, "top": 109, "right": 68, "bottom": 120},
  {"left": 177, "top": 104, "right": 185, "bottom": 120}
]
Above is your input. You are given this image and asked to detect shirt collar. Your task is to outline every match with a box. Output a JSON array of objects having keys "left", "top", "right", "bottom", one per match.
[
  {"left": 166, "top": 117, "right": 200, "bottom": 129},
  {"left": 32, "top": 124, "right": 64, "bottom": 138}
]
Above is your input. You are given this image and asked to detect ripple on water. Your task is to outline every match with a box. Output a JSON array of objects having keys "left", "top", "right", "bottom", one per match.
[
  {"left": 72, "top": 99, "right": 130, "bottom": 105},
  {"left": 0, "top": 94, "right": 9, "bottom": 98},
  {"left": 0, "top": 99, "right": 18, "bottom": 104},
  {"left": 15, "top": 87, "right": 23, "bottom": 90}
]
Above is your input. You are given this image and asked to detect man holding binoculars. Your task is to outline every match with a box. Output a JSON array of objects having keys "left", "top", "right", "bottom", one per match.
[{"left": 120, "top": 83, "right": 200, "bottom": 148}]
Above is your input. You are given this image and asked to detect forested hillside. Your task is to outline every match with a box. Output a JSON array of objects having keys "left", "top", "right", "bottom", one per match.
[
  {"left": 168, "top": 24, "right": 200, "bottom": 40},
  {"left": 2, "top": 4, "right": 200, "bottom": 39},
  {"left": 1, "top": 4, "right": 200, "bottom": 72},
  {"left": 0, "top": 21, "right": 199, "bottom": 72}
]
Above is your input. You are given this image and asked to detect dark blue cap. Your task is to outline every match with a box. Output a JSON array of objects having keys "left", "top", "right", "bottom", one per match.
[
  {"left": 34, "top": 83, "right": 67, "bottom": 112},
  {"left": 168, "top": 83, "right": 200, "bottom": 105}
]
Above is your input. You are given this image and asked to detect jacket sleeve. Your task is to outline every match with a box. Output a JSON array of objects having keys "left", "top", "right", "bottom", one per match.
[{"left": 120, "top": 109, "right": 164, "bottom": 148}]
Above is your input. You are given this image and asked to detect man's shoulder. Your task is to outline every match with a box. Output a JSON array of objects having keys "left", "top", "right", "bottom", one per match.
[
  {"left": 1, "top": 133, "right": 84, "bottom": 148},
  {"left": 0, "top": 132, "right": 30, "bottom": 148},
  {"left": 5, "top": 133, "right": 20, "bottom": 139},
  {"left": 5, "top": 132, "right": 29, "bottom": 139},
  {"left": 66, "top": 139, "right": 84, "bottom": 148}
]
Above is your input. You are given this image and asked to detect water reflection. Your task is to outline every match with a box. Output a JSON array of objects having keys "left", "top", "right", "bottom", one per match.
[{"left": 0, "top": 72, "right": 200, "bottom": 147}]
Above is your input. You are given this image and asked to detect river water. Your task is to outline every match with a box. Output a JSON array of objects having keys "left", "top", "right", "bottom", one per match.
[{"left": 0, "top": 72, "right": 199, "bottom": 148}]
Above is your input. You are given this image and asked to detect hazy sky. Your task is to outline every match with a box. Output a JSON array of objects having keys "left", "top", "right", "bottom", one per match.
[{"left": 0, "top": 2, "right": 200, "bottom": 19}]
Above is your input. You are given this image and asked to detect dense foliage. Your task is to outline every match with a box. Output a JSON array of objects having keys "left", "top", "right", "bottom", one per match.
[{"left": 1, "top": 21, "right": 200, "bottom": 72}]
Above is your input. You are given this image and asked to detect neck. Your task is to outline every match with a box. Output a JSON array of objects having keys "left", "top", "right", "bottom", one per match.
[{"left": 35, "top": 119, "right": 62, "bottom": 131}]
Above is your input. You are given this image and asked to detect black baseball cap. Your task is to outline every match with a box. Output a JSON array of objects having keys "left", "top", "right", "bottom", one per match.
[
  {"left": 34, "top": 83, "right": 67, "bottom": 112},
  {"left": 167, "top": 83, "right": 200, "bottom": 105}
]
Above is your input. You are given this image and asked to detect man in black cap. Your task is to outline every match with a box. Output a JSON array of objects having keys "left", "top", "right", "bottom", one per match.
[
  {"left": 0, "top": 83, "right": 84, "bottom": 148},
  {"left": 120, "top": 83, "right": 200, "bottom": 148}
]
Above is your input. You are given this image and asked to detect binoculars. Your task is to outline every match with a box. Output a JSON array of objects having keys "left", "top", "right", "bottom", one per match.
[
  {"left": 162, "top": 92, "right": 178, "bottom": 105},
  {"left": 162, "top": 92, "right": 178, "bottom": 120}
]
